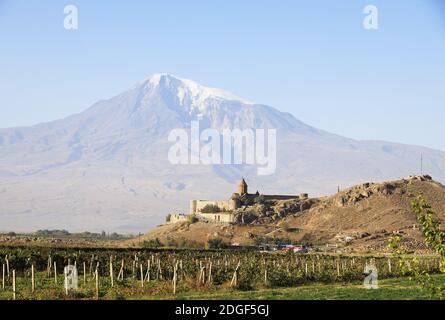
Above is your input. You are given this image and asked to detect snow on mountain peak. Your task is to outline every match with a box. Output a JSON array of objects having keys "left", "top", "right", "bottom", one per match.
[{"left": 140, "top": 73, "right": 253, "bottom": 110}]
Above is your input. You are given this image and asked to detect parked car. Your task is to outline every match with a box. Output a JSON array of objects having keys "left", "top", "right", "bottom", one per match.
[
  {"left": 257, "top": 245, "right": 278, "bottom": 251},
  {"left": 293, "top": 246, "right": 308, "bottom": 253}
]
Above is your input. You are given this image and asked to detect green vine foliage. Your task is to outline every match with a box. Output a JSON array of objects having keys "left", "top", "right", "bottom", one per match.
[
  {"left": 412, "top": 196, "right": 445, "bottom": 261},
  {"left": 388, "top": 196, "right": 445, "bottom": 299}
]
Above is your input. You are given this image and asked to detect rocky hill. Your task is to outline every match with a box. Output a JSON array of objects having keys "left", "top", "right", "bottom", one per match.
[{"left": 131, "top": 175, "right": 445, "bottom": 253}]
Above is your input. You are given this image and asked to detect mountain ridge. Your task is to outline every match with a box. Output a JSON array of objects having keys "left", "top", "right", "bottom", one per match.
[{"left": 0, "top": 74, "right": 444, "bottom": 233}]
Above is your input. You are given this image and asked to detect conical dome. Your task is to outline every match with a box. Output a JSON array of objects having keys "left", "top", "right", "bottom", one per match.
[{"left": 237, "top": 178, "right": 248, "bottom": 195}]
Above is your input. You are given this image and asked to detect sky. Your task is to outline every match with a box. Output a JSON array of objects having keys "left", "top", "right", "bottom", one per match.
[{"left": 0, "top": 0, "right": 444, "bottom": 150}]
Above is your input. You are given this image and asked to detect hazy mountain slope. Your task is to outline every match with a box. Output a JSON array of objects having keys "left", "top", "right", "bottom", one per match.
[{"left": 0, "top": 74, "right": 444, "bottom": 233}]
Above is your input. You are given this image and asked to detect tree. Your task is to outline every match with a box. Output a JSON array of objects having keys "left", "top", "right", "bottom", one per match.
[
  {"left": 412, "top": 196, "right": 445, "bottom": 259},
  {"left": 388, "top": 196, "right": 445, "bottom": 299}
]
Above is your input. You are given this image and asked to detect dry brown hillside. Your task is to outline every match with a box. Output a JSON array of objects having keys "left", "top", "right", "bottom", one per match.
[{"left": 128, "top": 175, "right": 445, "bottom": 253}]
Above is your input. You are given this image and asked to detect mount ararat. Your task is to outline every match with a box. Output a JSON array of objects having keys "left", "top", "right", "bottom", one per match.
[{"left": 0, "top": 74, "right": 444, "bottom": 233}]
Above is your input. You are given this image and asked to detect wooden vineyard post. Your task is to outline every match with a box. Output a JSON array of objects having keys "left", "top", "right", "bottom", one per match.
[
  {"left": 173, "top": 264, "right": 177, "bottom": 294},
  {"left": 95, "top": 262, "right": 100, "bottom": 278},
  {"left": 64, "top": 267, "right": 68, "bottom": 296},
  {"left": 388, "top": 258, "right": 392, "bottom": 274},
  {"left": 145, "top": 260, "right": 150, "bottom": 283},
  {"left": 117, "top": 260, "right": 124, "bottom": 281},
  {"left": 47, "top": 255, "right": 52, "bottom": 277},
  {"left": 336, "top": 260, "right": 340, "bottom": 277},
  {"left": 54, "top": 262, "right": 57, "bottom": 285},
  {"left": 31, "top": 265, "right": 35, "bottom": 293},
  {"left": 116, "top": 260, "right": 124, "bottom": 281},
  {"left": 109, "top": 257, "right": 114, "bottom": 288},
  {"left": 157, "top": 259, "right": 162, "bottom": 280},
  {"left": 197, "top": 266, "right": 205, "bottom": 285},
  {"left": 95, "top": 269, "right": 99, "bottom": 300},
  {"left": 208, "top": 262, "right": 212, "bottom": 284},
  {"left": 2, "top": 264, "right": 5, "bottom": 291},
  {"left": 89, "top": 255, "right": 94, "bottom": 276},
  {"left": 264, "top": 268, "right": 268, "bottom": 286},
  {"left": 143, "top": 260, "right": 148, "bottom": 282},
  {"left": 202, "top": 266, "right": 205, "bottom": 285},
  {"left": 230, "top": 262, "right": 241, "bottom": 287},
  {"left": 83, "top": 262, "right": 87, "bottom": 285},
  {"left": 197, "top": 261, "right": 205, "bottom": 285},
  {"left": 140, "top": 264, "right": 144, "bottom": 288},
  {"left": 12, "top": 270, "right": 16, "bottom": 300},
  {"left": 5, "top": 256, "right": 9, "bottom": 278}
]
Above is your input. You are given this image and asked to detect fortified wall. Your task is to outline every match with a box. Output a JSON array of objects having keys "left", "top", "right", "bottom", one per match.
[
  {"left": 167, "top": 213, "right": 188, "bottom": 224},
  {"left": 186, "top": 179, "right": 303, "bottom": 224}
]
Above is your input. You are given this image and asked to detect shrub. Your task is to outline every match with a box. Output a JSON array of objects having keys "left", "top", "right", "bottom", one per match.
[
  {"left": 166, "top": 238, "right": 179, "bottom": 248},
  {"left": 240, "top": 194, "right": 254, "bottom": 206},
  {"left": 279, "top": 222, "right": 291, "bottom": 232},
  {"left": 178, "top": 238, "right": 202, "bottom": 249},
  {"left": 187, "top": 214, "right": 199, "bottom": 224},
  {"left": 254, "top": 195, "right": 265, "bottom": 204},
  {"left": 207, "top": 238, "right": 230, "bottom": 249},
  {"left": 201, "top": 204, "right": 221, "bottom": 213},
  {"left": 141, "top": 238, "right": 163, "bottom": 248}
]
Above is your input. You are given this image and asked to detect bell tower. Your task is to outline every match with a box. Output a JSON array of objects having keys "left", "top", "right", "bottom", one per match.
[{"left": 237, "top": 178, "right": 248, "bottom": 195}]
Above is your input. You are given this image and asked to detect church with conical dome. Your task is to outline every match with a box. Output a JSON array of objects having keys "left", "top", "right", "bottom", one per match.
[{"left": 187, "top": 178, "right": 302, "bottom": 224}]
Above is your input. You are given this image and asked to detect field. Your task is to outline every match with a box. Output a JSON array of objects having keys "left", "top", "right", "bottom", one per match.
[
  {"left": 0, "top": 245, "right": 443, "bottom": 300},
  {"left": 168, "top": 276, "right": 445, "bottom": 300}
]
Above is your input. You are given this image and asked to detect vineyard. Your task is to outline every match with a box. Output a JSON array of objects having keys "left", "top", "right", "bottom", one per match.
[{"left": 0, "top": 246, "right": 442, "bottom": 300}]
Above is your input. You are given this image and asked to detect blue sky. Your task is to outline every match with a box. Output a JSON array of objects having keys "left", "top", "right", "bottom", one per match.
[{"left": 1, "top": 0, "right": 444, "bottom": 150}]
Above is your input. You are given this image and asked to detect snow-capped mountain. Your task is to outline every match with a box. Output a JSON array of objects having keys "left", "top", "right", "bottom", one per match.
[{"left": 0, "top": 74, "right": 444, "bottom": 233}]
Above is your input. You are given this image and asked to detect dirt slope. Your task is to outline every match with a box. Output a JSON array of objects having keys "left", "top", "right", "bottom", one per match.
[{"left": 129, "top": 176, "right": 445, "bottom": 253}]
